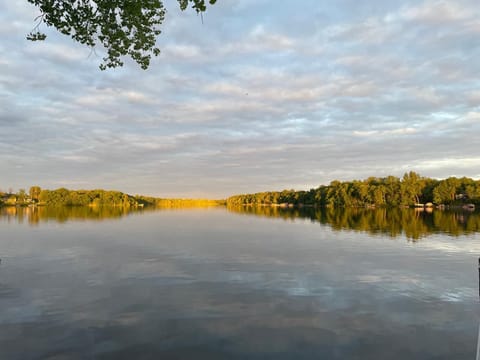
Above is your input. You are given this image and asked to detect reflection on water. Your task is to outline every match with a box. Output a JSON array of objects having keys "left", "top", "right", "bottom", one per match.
[
  {"left": 0, "top": 205, "right": 141, "bottom": 224},
  {"left": 228, "top": 206, "right": 480, "bottom": 240},
  {"left": 0, "top": 207, "right": 479, "bottom": 359},
  {"left": 2, "top": 205, "right": 480, "bottom": 240}
]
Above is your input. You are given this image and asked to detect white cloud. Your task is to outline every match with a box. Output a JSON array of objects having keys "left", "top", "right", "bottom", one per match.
[
  {"left": 411, "top": 87, "right": 443, "bottom": 105},
  {"left": 414, "top": 157, "right": 480, "bottom": 171},
  {"left": 400, "top": 1, "right": 472, "bottom": 24},
  {"left": 464, "top": 112, "right": 480, "bottom": 122},
  {"left": 24, "top": 42, "right": 88, "bottom": 64},
  {"left": 353, "top": 127, "right": 416, "bottom": 137},
  {"left": 353, "top": 130, "right": 379, "bottom": 137},
  {"left": 0, "top": 0, "right": 479, "bottom": 197},
  {"left": 467, "top": 92, "right": 480, "bottom": 105},
  {"left": 249, "top": 25, "right": 294, "bottom": 50},
  {"left": 75, "top": 88, "right": 153, "bottom": 107},
  {"left": 163, "top": 44, "right": 203, "bottom": 60}
]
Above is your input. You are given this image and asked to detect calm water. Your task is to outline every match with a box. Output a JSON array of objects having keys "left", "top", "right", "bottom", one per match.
[{"left": 1, "top": 206, "right": 480, "bottom": 359}]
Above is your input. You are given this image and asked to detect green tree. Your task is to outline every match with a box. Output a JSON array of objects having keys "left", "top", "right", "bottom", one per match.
[
  {"left": 326, "top": 181, "right": 353, "bottom": 207},
  {"left": 372, "top": 185, "right": 386, "bottom": 206},
  {"left": 29, "top": 186, "right": 42, "bottom": 202},
  {"left": 383, "top": 176, "right": 401, "bottom": 206},
  {"left": 421, "top": 178, "right": 438, "bottom": 203},
  {"left": 27, "top": 0, "right": 217, "bottom": 70},
  {"left": 400, "top": 171, "right": 425, "bottom": 206},
  {"left": 18, "top": 189, "right": 27, "bottom": 203},
  {"left": 433, "top": 177, "right": 459, "bottom": 204},
  {"left": 465, "top": 183, "right": 480, "bottom": 201},
  {"left": 351, "top": 180, "right": 370, "bottom": 206}
]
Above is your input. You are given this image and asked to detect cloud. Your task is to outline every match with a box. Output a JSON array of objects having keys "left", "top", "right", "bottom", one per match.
[
  {"left": 0, "top": 0, "right": 479, "bottom": 197},
  {"left": 75, "top": 88, "right": 154, "bottom": 107},
  {"left": 163, "top": 44, "right": 203, "bottom": 60},
  {"left": 353, "top": 127, "right": 417, "bottom": 137},
  {"left": 23, "top": 43, "right": 87, "bottom": 64},
  {"left": 400, "top": 1, "right": 472, "bottom": 24}
]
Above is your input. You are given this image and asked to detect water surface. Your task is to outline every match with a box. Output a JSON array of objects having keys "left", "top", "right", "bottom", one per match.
[{"left": 1, "top": 206, "right": 479, "bottom": 359}]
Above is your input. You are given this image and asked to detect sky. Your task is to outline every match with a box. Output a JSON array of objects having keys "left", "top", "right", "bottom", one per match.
[{"left": 0, "top": 0, "right": 479, "bottom": 198}]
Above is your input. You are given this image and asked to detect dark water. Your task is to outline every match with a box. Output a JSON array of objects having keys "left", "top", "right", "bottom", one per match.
[{"left": 1, "top": 206, "right": 480, "bottom": 359}]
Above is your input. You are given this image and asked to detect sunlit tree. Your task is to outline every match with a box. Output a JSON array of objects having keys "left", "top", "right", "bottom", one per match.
[{"left": 29, "top": 186, "right": 42, "bottom": 203}]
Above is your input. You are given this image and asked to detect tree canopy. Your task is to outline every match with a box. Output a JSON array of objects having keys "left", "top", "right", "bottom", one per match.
[
  {"left": 226, "top": 173, "right": 480, "bottom": 208},
  {"left": 26, "top": 0, "right": 217, "bottom": 70}
]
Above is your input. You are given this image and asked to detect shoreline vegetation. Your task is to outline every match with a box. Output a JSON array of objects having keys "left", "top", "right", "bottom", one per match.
[
  {"left": 0, "top": 172, "right": 479, "bottom": 210},
  {"left": 226, "top": 172, "right": 478, "bottom": 210},
  {"left": 0, "top": 187, "right": 224, "bottom": 209}
]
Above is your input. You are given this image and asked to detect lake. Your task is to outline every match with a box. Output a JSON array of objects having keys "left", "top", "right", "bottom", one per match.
[{"left": 1, "top": 206, "right": 480, "bottom": 359}]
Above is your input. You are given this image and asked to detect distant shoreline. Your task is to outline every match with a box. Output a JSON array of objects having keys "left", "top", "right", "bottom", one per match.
[{"left": 1, "top": 172, "right": 479, "bottom": 209}]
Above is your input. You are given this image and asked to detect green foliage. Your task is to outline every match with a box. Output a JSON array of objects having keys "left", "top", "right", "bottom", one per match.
[
  {"left": 38, "top": 188, "right": 139, "bottom": 207},
  {"left": 26, "top": 31, "right": 47, "bottom": 41},
  {"left": 29, "top": 186, "right": 42, "bottom": 202},
  {"left": 401, "top": 171, "right": 424, "bottom": 205},
  {"left": 177, "top": 0, "right": 217, "bottom": 12},
  {"left": 432, "top": 177, "right": 459, "bottom": 204},
  {"left": 226, "top": 173, "right": 480, "bottom": 208},
  {"left": 26, "top": 0, "right": 217, "bottom": 70},
  {"left": 17, "top": 189, "right": 27, "bottom": 203},
  {"left": 27, "top": 187, "right": 224, "bottom": 208}
]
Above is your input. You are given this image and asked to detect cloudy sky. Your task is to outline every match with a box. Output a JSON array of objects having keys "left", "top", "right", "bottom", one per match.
[{"left": 0, "top": 0, "right": 479, "bottom": 198}]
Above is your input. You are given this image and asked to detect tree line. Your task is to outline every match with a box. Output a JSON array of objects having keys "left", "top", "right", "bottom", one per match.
[
  {"left": 226, "top": 172, "right": 480, "bottom": 208},
  {"left": 0, "top": 187, "right": 223, "bottom": 208},
  {"left": 2, "top": 172, "right": 480, "bottom": 209}
]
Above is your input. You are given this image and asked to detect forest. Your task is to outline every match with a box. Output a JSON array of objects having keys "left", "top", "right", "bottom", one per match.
[
  {"left": 1, "top": 172, "right": 480, "bottom": 209},
  {"left": 0, "top": 187, "right": 222, "bottom": 208},
  {"left": 226, "top": 172, "right": 480, "bottom": 208}
]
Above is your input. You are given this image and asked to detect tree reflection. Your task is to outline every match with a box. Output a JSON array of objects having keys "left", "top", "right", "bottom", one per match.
[
  {"left": 0, "top": 206, "right": 143, "bottom": 225},
  {"left": 2, "top": 205, "right": 479, "bottom": 240},
  {"left": 0, "top": 203, "right": 222, "bottom": 226},
  {"left": 227, "top": 205, "right": 480, "bottom": 240}
]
